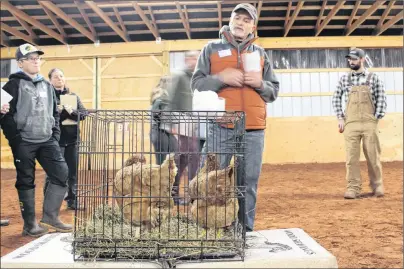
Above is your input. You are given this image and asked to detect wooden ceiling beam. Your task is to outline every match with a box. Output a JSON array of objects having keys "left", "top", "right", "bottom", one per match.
[
  {"left": 1, "top": 1, "right": 66, "bottom": 44},
  {"left": 285, "top": 0, "right": 293, "bottom": 28},
  {"left": 147, "top": 6, "right": 159, "bottom": 31},
  {"left": 132, "top": 2, "right": 160, "bottom": 39},
  {"left": 374, "top": 10, "right": 403, "bottom": 36},
  {"left": 316, "top": 0, "right": 326, "bottom": 29},
  {"left": 345, "top": 1, "right": 386, "bottom": 36},
  {"left": 38, "top": 1, "right": 67, "bottom": 38},
  {"left": 1, "top": 22, "right": 37, "bottom": 45},
  {"left": 1, "top": 31, "right": 10, "bottom": 47},
  {"left": 176, "top": 2, "right": 191, "bottom": 39},
  {"left": 86, "top": 1, "right": 129, "bottom": 42},
  {"left": 315, "top": 0, "right": 345, "bottom": 36},
  {"left": 345, "top": 0, "right": 360, "bottom": 28},
  {"left": 217, "top": 2, "right": 222, "bottom": 30},
  {"left": 284, "top": 0, "right": 304, "bottom": 37},
  {"left": 113, "top": 7, "right": 128, "bottom": 36},
  {"left": 373, "top": 1, "right": 396, "bottom": 35},
  {"left": 75, "top": 1, "right": 97, "bottom": 38}
]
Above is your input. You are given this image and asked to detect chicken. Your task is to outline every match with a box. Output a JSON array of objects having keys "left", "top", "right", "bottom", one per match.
[
  {"left": 113, "top": 153, "right": 177, "bottom": 228},
  {"left": 189, "top": 154, "right": 239, "bottom": 228}
]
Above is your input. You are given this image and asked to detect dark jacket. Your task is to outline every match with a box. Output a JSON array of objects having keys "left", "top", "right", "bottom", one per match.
[
  {"left": 0, "top": 72, "right": 60, "bottom": 147},
  {"left": 54, "top": 87, "right": 88, "bottom": 146}
]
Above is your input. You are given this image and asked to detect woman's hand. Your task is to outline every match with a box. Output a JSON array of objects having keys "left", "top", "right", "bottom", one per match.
[{"left": 1, "top": 103, "right": 10, "bottom": 114}]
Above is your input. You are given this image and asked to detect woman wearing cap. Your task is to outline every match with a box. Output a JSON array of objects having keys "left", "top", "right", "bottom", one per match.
[{"left": 44, "top": 68, "right": 88, "bottom": 210}]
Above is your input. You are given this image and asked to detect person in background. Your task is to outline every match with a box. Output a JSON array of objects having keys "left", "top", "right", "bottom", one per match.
[
  {"left": 150, "top": 76, "right": 178, "bottom": 165},
  {"left": 44, "top": 68, "right": 88, "bottom": 210},
  {"left": 332, "top": 47, "right": 387, "bottom": 199},
  {"left": 1, "top": 103, "right": 10, "bottom": 227},
  {"left": 162, "top": 50, "right": 201, "bottom": 205},
  {"left": 191, "top": 4, "right": 280, "bottom": 231},
  {"left": 0, "top": 43, "right": 71, "bottom": 236}
]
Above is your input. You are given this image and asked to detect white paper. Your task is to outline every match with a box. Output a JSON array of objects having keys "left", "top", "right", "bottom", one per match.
[
  {"left": 242, "top": 50, "right": 261, "bottom": 72},
  {"left": 1, "top": 88, "right": 13, "bottom": 106}
]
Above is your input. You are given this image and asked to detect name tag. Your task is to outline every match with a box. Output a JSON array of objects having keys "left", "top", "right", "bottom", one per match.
[
  {"left": 218, "top": 49, "right": 232, "bottom": 58},
  {"left": 39, "top": 91, "right": 47, "bottom": 98}
]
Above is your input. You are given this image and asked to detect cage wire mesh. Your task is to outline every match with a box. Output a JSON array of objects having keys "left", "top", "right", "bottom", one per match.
[{"left": 73, "top": 110, "right": 247, "bottom": 263}]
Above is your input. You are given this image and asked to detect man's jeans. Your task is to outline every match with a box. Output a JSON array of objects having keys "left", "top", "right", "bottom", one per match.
[{"left": 202, "top": 123, "right": 264, "bottom": 231}]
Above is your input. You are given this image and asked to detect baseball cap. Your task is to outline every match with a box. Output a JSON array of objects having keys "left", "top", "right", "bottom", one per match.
[
  {"left": 15, "top": 43, "right": 44, "bottom": 60},
  {"left": 232, "top": 3, "right": 258, "bottom": 21},
  {"left": 345, "top": 47, "right": 365, "bottom": 60}
]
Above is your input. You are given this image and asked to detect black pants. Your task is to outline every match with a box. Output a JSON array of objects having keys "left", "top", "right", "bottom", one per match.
[
  {"left": 150, "top": 126, "right": 178, "bottom": 165},
  {"left": 44, "top": 143, "right": 78, "bottom": 202},
  {"left": 11, "top": 138, "right": 68, "bottom": 190}
]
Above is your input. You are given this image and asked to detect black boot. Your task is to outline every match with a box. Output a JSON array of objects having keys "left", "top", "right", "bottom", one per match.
[
  {"left": 17, "top": 189, "right": 48, "bottom": 237},
  {"left": 40, "top": 183, "right": 73, "bottom": 232}
]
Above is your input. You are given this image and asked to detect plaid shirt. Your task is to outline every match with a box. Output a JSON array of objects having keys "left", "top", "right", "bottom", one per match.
[{"left": 332, "top": 69, "right": 387, "bottom": 120}]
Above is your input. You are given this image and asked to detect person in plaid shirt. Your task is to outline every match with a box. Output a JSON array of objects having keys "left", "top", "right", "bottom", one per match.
[{"left": 332, "top": 47, "right": 387, "bottom": 199}]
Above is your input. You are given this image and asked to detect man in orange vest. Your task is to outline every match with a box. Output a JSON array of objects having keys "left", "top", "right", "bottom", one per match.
[
  {"left": 191, "top": 3, "right": 279, "bottom": 231},
  {"left": 332, "top": 47, "right": 387, "bottom": 199}
]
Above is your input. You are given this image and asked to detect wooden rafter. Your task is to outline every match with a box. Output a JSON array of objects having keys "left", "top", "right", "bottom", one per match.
[
  {"left": 147, "top": 6, "right": 159, "bottom": 30},
  {"left": 41, "top": 1, "right": 95, "bottom": 42},
  {"left": 316, "top": 0, "right": 327, "bottom": 29},
  {"left": 86, "top": 1, "right": 129, "bottom": 42},
  {"left": 256, "top": 1, "right": 263, "bottom": 27},
  {"left": 285, "top": 0, "right": 293, "bottom": 28},
  {"left": 113, "top": 7, "right": 128, "bottom": 35},
  {"left": 1, "top": 31, "right": 10, "bottom": 47},
  {"left": 345, "top": 1, "right": 386, "bottom": 36},
  {"left": 217, "top": 2, "right": 222, "bottom": 29},
  {"left": 176, "top": 2, "right": 191, "bottom": 39},
  {"left": 184, "top": 5, "right": 191, "bottom": 34},
  {"left": 1, "top": 22, "right": 36, "bottom": 45},
  {"left": 75, "top": 0, "right": 96, "bottom": 38},
  {"left": 38, "top": 1, "right": 66, "bottom": 38},
  {"left": 284, "top": 0, "right": 304, "bottom": 37},
  {"left": 132, "top": 2, "right": 160, "bottom": 39},
  {"left": 315, "top": 0, "right": 345, "bottom": 36},
  {"left": 1, "top": 1, "right": 66, "bottom": 44},
  {"left": 374, "top": 10, "right": 404, "bottom": 36},
  {"left": 14, "top": 14, "right": 38, "bottom": 40},
  {"left": 373, "top": 1, "right": 396, "bottom": 35},
  {"left": 345, "top": 0, "right": 360, "bottom": 28}
]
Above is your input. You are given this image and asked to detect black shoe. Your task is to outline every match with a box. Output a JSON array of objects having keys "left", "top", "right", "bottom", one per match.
[
  {"left": 40, "top": 183, "right": 73, "bottom": 233},
  {"left": 17, "top": 189, "right": 48, "bottom": 237},
  {"left": 67, "top": 200, "right": 82, "bottom": 210}
]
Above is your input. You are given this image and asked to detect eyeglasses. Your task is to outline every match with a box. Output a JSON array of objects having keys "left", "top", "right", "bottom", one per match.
[{"left": 20, "top": 57, "right": 41, "bottom": 62}]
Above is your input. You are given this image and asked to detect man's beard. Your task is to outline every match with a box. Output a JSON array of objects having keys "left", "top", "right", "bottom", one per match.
[{"left": 350, "top": 64, "right": 361, "bottom": 71}]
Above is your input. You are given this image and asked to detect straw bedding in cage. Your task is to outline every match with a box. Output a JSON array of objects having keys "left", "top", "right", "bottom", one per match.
[{"left": 74, "top": 154, "right": 243, "bottom": 261}]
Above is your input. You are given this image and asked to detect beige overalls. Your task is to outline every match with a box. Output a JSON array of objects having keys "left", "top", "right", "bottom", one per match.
[{"left": 344, "top": 72, "right": 383, "bottom": 195}]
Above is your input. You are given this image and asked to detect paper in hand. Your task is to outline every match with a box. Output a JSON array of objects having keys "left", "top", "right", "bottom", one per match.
[
  {"left": 242, "top": 50, "right": 261, "bottom": 72},
  {"left": 1, "top": 88, "right": 13, "bottom": 106}
]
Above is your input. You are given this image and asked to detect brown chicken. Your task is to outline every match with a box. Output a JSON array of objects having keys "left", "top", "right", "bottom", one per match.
[
  {"left": 113, "top": 153, "right": 177, "bottom": 228},
  {"left": 189, "top": 154, "right": 239, "bottom": 228}
]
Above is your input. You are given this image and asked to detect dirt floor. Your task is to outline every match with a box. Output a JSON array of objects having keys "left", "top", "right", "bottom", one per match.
[{"left": 1, "top": 161, "right": 403, "bottom": 268}]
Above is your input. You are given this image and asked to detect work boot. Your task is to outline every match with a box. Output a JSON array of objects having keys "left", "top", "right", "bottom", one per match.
[
  {"left": 373, "top": 185, "right": 384, "bottom": 197},
  {"left": 40, "top": 183, "right": 73, "bottom": 232},
  {"left": 17, "top": 189, "right": 48, "bottom": 237},
  {"left": 344, "top": 189, "right": 358, "bottom": 199}
]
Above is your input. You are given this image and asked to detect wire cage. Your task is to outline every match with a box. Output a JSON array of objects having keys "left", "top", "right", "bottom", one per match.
[{"left": 73, "top": 110, "right": 246, "bottom": 263}]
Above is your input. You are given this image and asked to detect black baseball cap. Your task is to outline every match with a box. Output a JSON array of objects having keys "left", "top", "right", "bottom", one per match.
[
  {"left": 15, "top": 43, "right": 44, "bottom": 60},
  {"left": 345, "top": 48, "right": 365, "bottom": 60}
]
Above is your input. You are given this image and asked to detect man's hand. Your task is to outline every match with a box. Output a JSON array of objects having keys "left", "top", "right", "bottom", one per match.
[
  {"left": 57, "top": 104, "right": 64, "bottom": 113},
  {"left": 338, "top": 119, "right": 345, "bottom": 133},
  {"left": 244, "top": 71, "right": 263, "bottom": 89},
  {"left": 0, "top": 103, "right": 10, "bottom": 114},
  {"left": 218, "top": 68, "right": 244, "bottom": 87},
  {"left": 63, "top": 104, "right": 74, "bottom": 115}
]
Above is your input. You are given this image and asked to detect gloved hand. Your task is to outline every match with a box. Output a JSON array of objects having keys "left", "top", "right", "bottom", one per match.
[
  {"left": 57, "top": 104, "right": 64, "bottom": 113},
  {"left": 63, "top": 104, "right": 74, "bottom": 114},
  {"left": 338, "top": 119, "right": 345, "bottom": 133}
]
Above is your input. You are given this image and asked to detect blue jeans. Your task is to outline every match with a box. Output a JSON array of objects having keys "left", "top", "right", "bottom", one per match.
[{"left": 202, "top": 123, "right": 265, "bottom": 231}]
